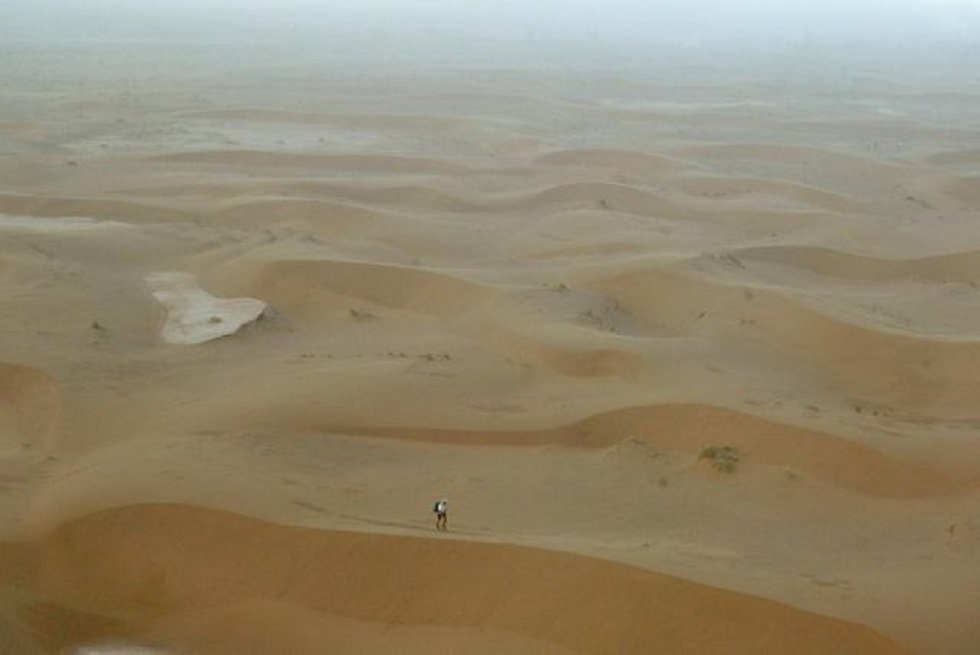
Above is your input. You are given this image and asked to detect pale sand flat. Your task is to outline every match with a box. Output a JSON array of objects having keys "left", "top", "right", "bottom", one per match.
[{"left": 146, "top": 272, "right": 266, "bottom": 345}]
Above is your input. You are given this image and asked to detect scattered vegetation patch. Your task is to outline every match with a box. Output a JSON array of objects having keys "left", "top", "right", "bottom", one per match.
[
  {"left": 419, "top": 353, "right": 451, "bottom": 362},
  {"left": 348, "top": 307, "right": 377, "bottom": 321},
  {"left": 904, "top": 195, "right": 932, "bottom": 209},
  {"left": 699, "top": 445, "right": 740, "bottom": 473}
]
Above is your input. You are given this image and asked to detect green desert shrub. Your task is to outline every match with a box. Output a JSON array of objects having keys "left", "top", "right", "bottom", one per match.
[{"left": 699, "top": 445, "right": 740, "bottom": 473}]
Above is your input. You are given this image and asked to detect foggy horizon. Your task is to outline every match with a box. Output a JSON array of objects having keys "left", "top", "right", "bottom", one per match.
[{"left": 2, "top": 0, "right": 979, "bottom": 53}]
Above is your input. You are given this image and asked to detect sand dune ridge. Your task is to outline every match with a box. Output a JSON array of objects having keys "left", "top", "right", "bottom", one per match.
[{"left": 1, "top": 503, "right": 909, "bottom": 655}]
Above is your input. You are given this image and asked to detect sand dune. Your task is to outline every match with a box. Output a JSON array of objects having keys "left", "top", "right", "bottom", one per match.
[
  {"left": 519, "top": 181, "right": 692, "bottom": 217},
  {"left": 674, "top": 144, "right": 914, "bottom": 195},
  {"left": 1, "top": 504, "right": 906, "bottom": 655},
  {"left": 245, "top": 259, "right": 493, "bottom": 321},
  {"left": 150, "top": 151, "right": 472, "bottom": 176},
  {"left": 731, "top": 244, "right": 980, "bottom": 283},
  {"left": 472, "top": 324, "right": 647, "bottom": 379},
  {"left": 3, "top": 41, "right": 978, "bottom": 655},
  {"left": 237, "top": 180, "right": 691, "bottom": 218},
  {"left": 0, "top": 364, "right": 60, "bottom": 452},
  {"left": 0, "top": 193, "right": 190, "bottom": 225},
  {"left": 332, "top": 402, "right": 970, "bottom": 497},
  {"left": 531, "top": 148, "right": 682, "bottom": 173},
  {"left": 210, "top": 198, "right": 382, "bottom": 233},
  {"left": 596, "top": 264, "right": 980, "bottom": 416},
  {"left": 676, "top": 143, "right": 900, "bottom": 170},
  {"left": 671, "top": 174, "right": 861, "bottom": 212},
  {"left": 261, "top": 181, "right": 483, "bottom": 212},
  {"left": 572, "top": 404, "right": 976, "bottom": 495},
  {"left": 168, "top": 109, "right": 529, "bottom": 157},
  {"left": 926, "top": 147, "right": 980, "bottom": 167},
  {"left": 945, "top": 174, "right": 980, "bottom": 205}
]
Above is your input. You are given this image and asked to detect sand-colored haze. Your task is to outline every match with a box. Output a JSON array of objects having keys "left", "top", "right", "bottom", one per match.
[{"left": 1, "top": 40, "right": 978, "bottom": 654}]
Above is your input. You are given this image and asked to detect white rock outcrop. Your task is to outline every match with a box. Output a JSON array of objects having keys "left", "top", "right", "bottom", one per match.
[{"left": 146, "top": 272, "right": 266, "bottom": 345}]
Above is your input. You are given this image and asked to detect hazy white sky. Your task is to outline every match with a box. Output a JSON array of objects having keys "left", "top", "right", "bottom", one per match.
[{"left": 3, "top": 0, "right": 978, "bottom": 45}]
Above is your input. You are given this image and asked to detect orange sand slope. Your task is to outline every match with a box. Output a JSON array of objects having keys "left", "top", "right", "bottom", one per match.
[
  {"left": 1, "top": 41, "right": 979, "bottom": 655},
  {"left": 2, "top": 504, "right": 905, "bottom": 655}
]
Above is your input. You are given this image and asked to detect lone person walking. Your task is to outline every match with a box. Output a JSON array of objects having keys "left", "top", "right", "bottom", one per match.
[{"left": 433, "top": 498, "right": 448, "bottom": 531}]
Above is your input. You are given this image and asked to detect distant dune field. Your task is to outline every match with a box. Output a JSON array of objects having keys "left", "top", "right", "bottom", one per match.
[{"left": 1, "top": 41, "right": 978, "bottom": 654}]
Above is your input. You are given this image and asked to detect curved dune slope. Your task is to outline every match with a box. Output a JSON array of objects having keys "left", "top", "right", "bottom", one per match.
[
  {"left": 531, "top": 148, "right": 682, "bottom": 173},
  {"left": 334, "top": 403, "right": 968, "bottom": 497},
  {"left": 0, "top": 364, "right": 60, "bottom": 451},
  {"left": 149, "top": 151, "right": 470, "bottom": 176},
  {"left": 0, "top": 193, "right": 190, "bottom": 224},
  {"left": 248, "top": 259, "right": 493, "bottom": 320},
  {"left": 177, "top": 108, "right": 478, "bottom": 129},
  {"left": 927, "top": 148, "right": 980, "bottom": 167},
  {"left": 276, "top": 182, "right": 482, "bottom": 212},
  {"left": 531, "top": 343, "right": 645, "bottom": 379},
  {"left": 945, "top": 175, "right": 980, "bottom": 205},
  {"left": 595, "top": 266, "right": 980, "bottom": 416},
  {"left": 570, "top": 404, "right": 974, "bottom": 496},
  {"left": 732, "top": 245, "right": 980, "bottom": 283},
  {"left": 521, "top": 182, "right": 689, "bottom": 218},
  {"left": 677, "top": 143, "right": 905, "bottom": 173},
  {"left": 210, "top": 197, "right": 382, "bottom": 233},
  {"left": 674, "top": 144, "right": 911, "bottom": 194},
  {"left": 2, "top": 503, "right": 907, "bottom": 655},
  {"left": 197, "top": 180, "right": 689, "bottom": 219},
  {"left": 672, "top": 174, "right": 860, "bottom": 212}
]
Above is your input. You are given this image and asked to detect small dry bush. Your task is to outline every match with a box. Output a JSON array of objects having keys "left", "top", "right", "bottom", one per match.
[{"left": 699, "top": 445, "right": 739, "bottom": 473}]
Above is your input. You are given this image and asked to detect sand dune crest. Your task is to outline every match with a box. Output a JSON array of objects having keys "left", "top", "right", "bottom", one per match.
[
  {"left": 210, "top": 197, "right": 381, "bottom": 234},
  {"left": 0, "top": 194, "right": 189, "bottom": 224},
  {"left": 8, "top": 504, "right": 908, "bottom": 655},
  {"left": 531, "top": 148, "right": 681, "bottom": 173},
  {"left": 332, "top": 403, "right": 967, "bottom": 497},
  {"left": 150, "top": 151, "right": 471, "bottom": 176},
  {"left": 248, "top": 259, "right": 493, "bottom": 321},
  {"left": 672, "top": 174, "right": 860, "bottom": 212},
  {"left": 596, "top": 265, "right": 980, "bottom": 416},
  {"left": 731, "top": 244, "right": 980, "bottom": 283},
  {"left": 523, "top": 181, "right": 689, "bottom": 219}
]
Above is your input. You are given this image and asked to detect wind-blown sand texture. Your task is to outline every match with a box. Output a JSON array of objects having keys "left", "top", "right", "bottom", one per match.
[{"left": 1, "top": 41, "right": 978, "bottom": 654}]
